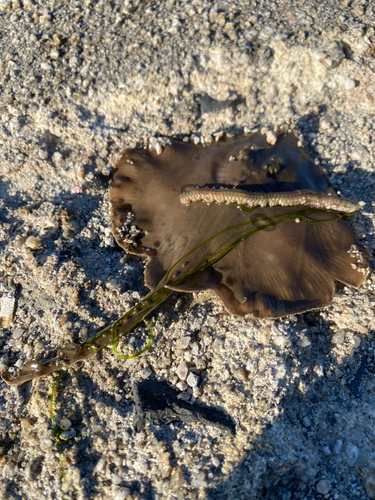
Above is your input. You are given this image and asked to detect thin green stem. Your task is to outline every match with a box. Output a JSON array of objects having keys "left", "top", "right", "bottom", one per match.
[{"left": 50, "top": 370, "right": 68, "bottom": 482}]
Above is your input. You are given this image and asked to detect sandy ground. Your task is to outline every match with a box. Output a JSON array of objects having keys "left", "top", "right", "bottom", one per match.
[{"left": 0, "top": 0, "right": 375, "bottom": 499}]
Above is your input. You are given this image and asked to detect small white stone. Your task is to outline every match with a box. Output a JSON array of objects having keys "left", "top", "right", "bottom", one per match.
[
  {"left": 177, "top": 392, "right": 190, "bottom": 401},
  {"left": 176, "top": 363, "right": 188, "bottom": 380},
  {"left": 191, "top": 472, "right": 207, "bottom": 488},
  {"left": 176, "top": 381, "right": 188, "bottom": 391},
  {"left": 141, "top": 366, "right": 152, "bottom": 379},
  {"left": 25, "top": 236, "right": 43, "bottom": 250},
  {"left": 15, "top": 359, "right": 23, "bottom": 368},
  {"left": 60, "top": 428, "right": 76, "bottom": 440},
  {"left": 186, "top": 372, "right": 200, "bottom": 388},
  {"left": 314, "top": 365, "right": 324, "bottom": 377},
  {"left": 94, "top": 458, "right": 106, "bottom": 473},
  {"left": 266, "top": 130, "right": 277, "bottom": 145},
  {"left": 350, "top": 146, "right": 368, "bottom": 161},
  {"left": 52, "top": 152, "right": 63, "bottom": 165},
  {"left": 298, "top": 335, "right": 311, "bottom": 348},
  {"left": 212, "top": 456, "right": 220, "bottom": 467},
  {"left": 40, "top": 62, "right": 53, "bottom": 71},
  {"left": 316, "top": 479, "right": 331, "bottom": 495},
  {"left": 50, "top": 48, "right": 59, "bottom": 60},
  {"left": 13, "top": 328, "right": 24, "bottom": 339},
  {"left": 333, "top": 164, "right": 348, "bottom": 175},
  {"left": 344, "top": 77, "right": 356, "bottom": 90}
]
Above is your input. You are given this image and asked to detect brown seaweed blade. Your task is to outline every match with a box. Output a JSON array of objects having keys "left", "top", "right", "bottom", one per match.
[{"left": 110, "top": 133, "right": 370, "bottom": 318}]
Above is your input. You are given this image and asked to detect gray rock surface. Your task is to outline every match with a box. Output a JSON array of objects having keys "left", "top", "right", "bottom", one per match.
[{"left": 0, "top": 0, "right": 374, "bottom": 499}]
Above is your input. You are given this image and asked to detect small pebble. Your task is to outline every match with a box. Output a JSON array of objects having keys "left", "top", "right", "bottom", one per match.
[
  {"left": 191, "top": 471, "right": 207, "bottom": 488},
  {"left": 333, "top": 164, "right": 348, "bottom": 175},
  {"left": 176, "top": 380, "right": 188, "bottom": 391},
  {"left": 316, "top": 479, "right": 331, "bottom": 495},
  {"left": 344, "top": 77, "right": 356, "bottom": 90},
  {"left": 212, "top": 456, "right": 220, "bottom": 467},
  {"left": 186, "top": 372, "right": 200, "bottom": 388},
  {"left": 49, "top": 48, "right": 59, "bottom": 60},
  {"left": 235, "top": 367, "right": 248, "bottom": 381},
  {"left": 141, "top": 366, "right": 152, "bottom": 379},
  {"left": 350, "top": 146, "right": 368, "bottom": 161},
  {"left": 13, "top": 328, "right": 24, "bottom": 340},
  {"left": 331, "top": 329, "right": 346, "bottom": 345},
  {"left": 52, "top": 152, "right": 63, "bottom": 165},
  {"left": 40, "top": 62, "right": 53, "bottom": 71},
  {"left": 266, "top": 130, "right": 277, "bottom": 145},
  {"left": 25, "top": 236, "right": 43, "bottom": 250},
  {"left": 59, "top": 418, "right": 72, "bottom": 430},
  {"left": 302, "top": 416, "right": 311, "bottom": 428},
  {"left": 176, "top": 362, "right": 188, "bottom": 380}
]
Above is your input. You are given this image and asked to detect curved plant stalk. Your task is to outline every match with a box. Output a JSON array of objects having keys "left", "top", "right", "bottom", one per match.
[
  {"left": 112, "top": 319, "right": 154, "bottom": 359},
  {"left": 2, "top": 206, "right": 348, "bottom": 386}
]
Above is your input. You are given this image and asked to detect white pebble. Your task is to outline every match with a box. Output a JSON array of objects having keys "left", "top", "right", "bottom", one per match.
[
  {"left": 40, "top": 62, "right": 53, "bottom": 71},
  {"left": 266, "top": 130, "right": 277, "bottom": 145},
  {"left": 25, "top": 235, "right": 43, "bottom": 250},
  {"left": 141, "top": 366, "right": 152, "bottom": 379},
  {"left": 52, "top": 152, "right": 63, "bottom": 165},
  {"left": 94, "top": 458, "right": 106, "bottom": 473},
  {"left": 314, "top": 365, "right": 324, "bottom": 377},
  {"left": 316, "top": 479, "right": 331, "bottom": 495},
  {"left": 333, "top": 164, "right": 347, "bottom": 175},
  {"left": 186, "top": 372, "right": 200, "bottom": 388},
  {"left": 13, "top": 328, "right": 24, "bottom": 339},
  {"left": 176, "top": 362, "right": 188, "bottom": 380},
  {"left": 350, "top": 146, "right": 368, "bottom": 161},
  {"left": 149, "top": 137, "right": 163, "bottom": 155},
  {"left": 344, "top": 77, "right": 356, "bottom": 90},
  {"left": 49, "top": 48, "right": 59, "bottom": 60},
  {"left": 176, "top": 381, "right": 188, "bottom": 391},
  {"left": 212, "top": 456, "right": 220, "bottom": 467}
]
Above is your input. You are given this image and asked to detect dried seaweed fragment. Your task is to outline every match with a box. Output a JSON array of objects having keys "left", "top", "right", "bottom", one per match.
[{"left": 180, "top": 187, "right": 361, "bottom": 213}]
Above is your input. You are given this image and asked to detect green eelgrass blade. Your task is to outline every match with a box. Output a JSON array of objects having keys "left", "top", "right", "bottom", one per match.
[
  {"left": 112, "top": 319, "right": 154, "bottom": 359},
  {"left": 50, "top": 369, "right": 68, "bottom": 482}
]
